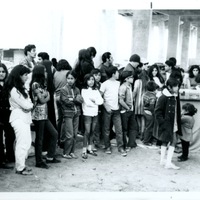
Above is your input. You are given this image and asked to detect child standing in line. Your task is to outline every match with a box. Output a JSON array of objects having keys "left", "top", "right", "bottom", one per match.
[
  {"left": 142, "top": 81, "right": 159, "bottom": 146},
  {"left": 81, "top": 73, "right": 103, "bottom": 159},
  {"left": 119, "top": 71, "right": 138, "bottom": 151},
  {"left": 60, "top": 70, "right": 84, "bottom": 159},
  {"left": 30, "top": 64, "right": 61, "bottom": 169},
  {"left": 178, "top": 103, "right": 197, "bottom": 162},
  {"left": 100, "top": 66, "right": 127, "bottom": 156},
  {"left": 91, "top": 69, "right": 103, "bottom": 149},
  {"left": 155, "top": 78, "right": 182, "bottom": 170}
]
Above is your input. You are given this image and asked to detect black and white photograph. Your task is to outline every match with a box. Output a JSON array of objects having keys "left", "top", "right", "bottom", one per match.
[{"left": 0, "top": 0, "right": 200, "bottom": 199}]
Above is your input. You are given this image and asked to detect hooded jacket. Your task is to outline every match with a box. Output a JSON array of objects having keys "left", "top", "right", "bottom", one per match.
[{"left": 155, "top": 88, "right": 182, "bottom": 143}]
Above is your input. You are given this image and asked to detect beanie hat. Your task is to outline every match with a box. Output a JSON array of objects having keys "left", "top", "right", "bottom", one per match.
[
  {"left": 129, "top": 54, "right": 141, "bottom": 63},
  {"left": 121, "top": 70, "right": 133, "bottom": 81}
]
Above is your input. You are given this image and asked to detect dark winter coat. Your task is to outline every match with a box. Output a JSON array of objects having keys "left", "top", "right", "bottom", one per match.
[{"left": 155, "top": 88, "right": 182, "bottom": 143}]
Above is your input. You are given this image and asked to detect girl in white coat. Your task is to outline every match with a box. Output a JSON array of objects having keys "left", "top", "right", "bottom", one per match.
[
  {"left": 5, "top": 65, "right": 33, "bottom": 175},
  {"left": 81, "top": 74, "right": 103, "bottom": 159}
]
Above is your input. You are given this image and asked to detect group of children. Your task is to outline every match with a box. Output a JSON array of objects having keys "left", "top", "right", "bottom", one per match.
[{"left": 0, "top": 56, "right": 198, "bottom": 175}]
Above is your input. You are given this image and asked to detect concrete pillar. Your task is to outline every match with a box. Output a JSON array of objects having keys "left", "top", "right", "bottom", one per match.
[
  {"left": 181, "top": 21, "right": 191, "bottom": 70},
  {"left": 131, "top": 10, "right": 152, "bottom": 59},
  {"left": 158, "top": 21, "right": 167, "bottom": 62},
  {"left": 167, "top": 15, "right": 180, "bottom": 59},
  {"left": 196, "top": 27, "right": 200, "bottom": 60}
]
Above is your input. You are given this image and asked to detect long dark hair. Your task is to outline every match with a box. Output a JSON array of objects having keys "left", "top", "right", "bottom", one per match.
[
  {"left": 4, "top": 65, "right": 30, "bottom": 98},
  {"left": 148, "top": 64, "right": 165, "bottom": 84},
  {"left": 82, "top": 73, "right": 97, "bottom": 90},
  {"left": 30, "top": 64, "right": 46, "bottom": 88},
  {"left": 0, "top": 63, "right": 9, "bottom": 82},
  {"left": 188, "top": 65, "right": 200, "bottom": 78}
]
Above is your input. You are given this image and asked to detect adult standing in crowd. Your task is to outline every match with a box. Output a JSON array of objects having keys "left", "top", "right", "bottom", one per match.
[
  {"left": 19, "top": 44, "right": 37, "bottom": 90},
  {"left": 0, "top": 63, "right": 15, "bottom": 169},
  {"left": 4, "top": 65, "right": 33, "bottom": 175},
  {"left": 37, "top": 52, "right": 50, "bottom": 63},
  {"left": 98, "top": 52, "right": 114, "bottom": 83},
  {"left": 30, "top": 64, "right": 60, "bottom": 169}
]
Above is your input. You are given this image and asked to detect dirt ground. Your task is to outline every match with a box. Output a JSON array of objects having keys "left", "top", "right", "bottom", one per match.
[{"left": 0, "top": 137, "right": 200, "bottom": 199}]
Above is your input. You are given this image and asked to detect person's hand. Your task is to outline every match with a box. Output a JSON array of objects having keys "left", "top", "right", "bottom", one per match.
[
  {"left": 89, "top": 97, "right": 95, "bottom": 103},
  {"left": 76, "top": 94, "right": 84, "bottom": 103},
  {"left": 104, "top": 103, "right": 111, "bottom": 113}
]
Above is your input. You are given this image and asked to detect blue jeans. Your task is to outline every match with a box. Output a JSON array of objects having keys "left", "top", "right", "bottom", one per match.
[
  {"left": 33, "top": 119, "right": 58, "bottom": 164},
  {"left": 60, "top": 114, "right": 79, "bottom": 155},
  {"left": 121, "top": 111, "right": 138, "bottom": 148},
  {"left": 83, "top": 115, "right": 98, "bottom": 148},
  {"left": 102, "top": 108, "right": 123, "bottom": 149}
]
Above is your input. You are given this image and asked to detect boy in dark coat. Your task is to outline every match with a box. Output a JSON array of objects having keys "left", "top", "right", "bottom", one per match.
[{"left": 155, "top": 78, "right": 182, "bottom": 169}]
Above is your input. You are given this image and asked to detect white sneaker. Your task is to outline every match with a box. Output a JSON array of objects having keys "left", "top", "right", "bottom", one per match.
[{"left": 165, "top": 162, "right": 180, "bottom": 170}]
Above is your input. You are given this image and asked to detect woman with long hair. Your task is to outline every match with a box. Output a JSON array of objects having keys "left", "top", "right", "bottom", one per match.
[
  {"left": 0, "top": 63, "right": 15, "bottom": 168},
  {"left": 30, "top": 64, "right": 60, "bottom": 169},
  {"left": 148, "top": 64, "right": 165, "bottom": 89},
  {"left": 4, "top": 65, "right": 33, "bottom": 175},
  {"left": 133, "top": 69, "right": 149, "bottom": 140}
]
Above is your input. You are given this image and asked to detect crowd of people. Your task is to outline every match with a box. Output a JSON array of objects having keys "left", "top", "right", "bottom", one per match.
[{"left": 0, "top": 44, "right": 198, "bottom": 175}]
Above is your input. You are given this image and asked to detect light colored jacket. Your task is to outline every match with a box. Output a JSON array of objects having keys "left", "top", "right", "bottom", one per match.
[
  {"left": 180, "top": 115, "right": 195, "bottom": 142},
  {"left": 81, "top": 88, "right": 103, "bottom": 116},
  {"left": 9, "top": 87, "right": 33, "bottom": 124}
]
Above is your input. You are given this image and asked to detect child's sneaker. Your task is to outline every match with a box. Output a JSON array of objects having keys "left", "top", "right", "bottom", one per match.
[
  {"left": 63, "top": 154, "right": 72, "bottom": 159},
  {"left": 70, "top": 153, "right": 78, "bottom": 159},
  {"left": 125, "top": 147, "right": 131, "bottom": 152},
  {"left": 105, "top": 147, "right": 112, "bottom": 154},
  {"left": 118, "top": 148, "right": 127, "bottom": 157}
]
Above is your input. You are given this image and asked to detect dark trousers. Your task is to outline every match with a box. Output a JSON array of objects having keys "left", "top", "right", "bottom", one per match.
[
  {"left": 33, "top": 119, "right": 58, "bottom": 164},
  {"left": 103, "top": 108, "right": 123, "bottom": 149},
  {"left": 121, "top": 111, "right": 138, "bottom": 148},
  {"left": 83, "top": 115, "right": 98, "bottom": 148},
  {"left": 60, "top": 114, "right": 79, "bottom": 155},
  {"left": 180, "top": 139, "right": 190, "bottom": 159},
  {"left": 143, "top": 112, "right": 154, "bottom": 144},
  {"left": 0, "top": 124, "right": 15, "bottom": 164},
  {"left": 93, "top": 112, "right": 103, "bottom": 144}
]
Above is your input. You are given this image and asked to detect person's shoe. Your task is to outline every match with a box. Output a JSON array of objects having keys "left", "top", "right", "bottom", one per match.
[
  {"left": 125, "top": 147, "right": 131, "bottom": 152},
  {"left": 92, "top": 147, "right": 98, "bottom": 152},
  {"left": 82, "top": 152, "right": 88, "bottom": 159},
  {"left": 87, "top": 150, "right": 97, "bottom": 156},
  {"left": 165, "top": 162, "right": 180, "bottom": 170},
  {"left": 178, "top": 156, "right": 188, "bottom": 162},
  {"left": 0, "top": 163, "right": 13, "bottom": 169},
  {"left": 16, "top": 168, "right": 33, "bottom": 175},
  {"left": 70, "top": 153, "right": 78, "bottom": 159},
  {"left": 36, "top": 162, "right": 49, "bottom": 169},
  {"left": 63, "top": 154, "right": 72, "bottom": 159},
  {"left": 118, "top": 148, "right": 127, "bottom": 157},
  {"left": 105, "top": 147, "right": 112, "bottom": 154},
  {"left": 46, "top": 158, "right": 61, "bottom": 163}
]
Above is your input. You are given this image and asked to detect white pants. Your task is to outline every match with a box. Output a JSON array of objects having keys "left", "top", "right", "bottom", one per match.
[{"left": 11, "top": 119, "right": 32, "bottom": 171}]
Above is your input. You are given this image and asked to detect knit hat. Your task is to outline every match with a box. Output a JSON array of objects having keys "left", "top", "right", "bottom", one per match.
[{"left": 129, "top": 54, "right": 141, "bottom": 63}]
